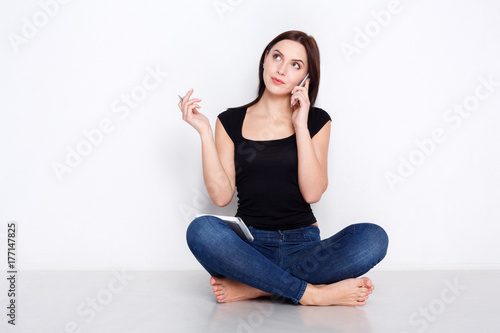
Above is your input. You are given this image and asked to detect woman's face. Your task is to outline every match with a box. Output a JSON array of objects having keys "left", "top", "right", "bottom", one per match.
[{"left": 263, "top": 39, "right": 309, "bottom": 96}]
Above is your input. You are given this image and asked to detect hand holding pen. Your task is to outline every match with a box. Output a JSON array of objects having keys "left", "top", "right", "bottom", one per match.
[{"left": 178, "top": 88, "right": 210, "bottom": 134}]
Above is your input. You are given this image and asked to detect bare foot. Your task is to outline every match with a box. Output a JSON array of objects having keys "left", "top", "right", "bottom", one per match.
[
  {"left": 299, "top": 277, "right": 375, "bottom": 306},
  {"left": 210, "top": 277, "right": 271, "bottom": 303}
]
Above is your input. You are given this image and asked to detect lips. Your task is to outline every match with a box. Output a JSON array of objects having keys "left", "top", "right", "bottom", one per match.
[{"left": 271, "top": 77, "right": 285, "bottom": 85}]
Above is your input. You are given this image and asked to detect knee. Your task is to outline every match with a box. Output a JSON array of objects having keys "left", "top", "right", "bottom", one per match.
[
  {"left": 186, "top": 216, "right": 210, "bottom": 247},
  {"left": 186, "top": 216, "right": 224, "bottom": 251},
  {"left": 356, "top": 223, "right": 389, "bottom": 262}
]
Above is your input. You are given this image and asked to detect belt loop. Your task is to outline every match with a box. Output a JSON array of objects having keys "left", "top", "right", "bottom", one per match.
[{"left": 278, "top": 230, "right": 284, "bottom": 242}]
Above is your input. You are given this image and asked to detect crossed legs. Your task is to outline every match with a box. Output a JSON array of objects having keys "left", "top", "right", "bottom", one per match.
[{"left": 186, "top": 217, "right": 388, "bottom": 306}]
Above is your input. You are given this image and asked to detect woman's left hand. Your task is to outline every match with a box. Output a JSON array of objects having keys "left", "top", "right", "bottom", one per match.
[{"left": 291, "top": 78, "right": 311, "bottom": 129}]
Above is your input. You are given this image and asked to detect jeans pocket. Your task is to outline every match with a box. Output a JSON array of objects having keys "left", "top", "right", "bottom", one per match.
[{"left": 303, "top": 225, "right": 321, "bottom": 241}]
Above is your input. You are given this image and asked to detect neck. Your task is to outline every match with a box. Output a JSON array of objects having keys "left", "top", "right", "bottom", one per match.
[{"left": 254, "top": 90, "right": 292, "bottom": 116}]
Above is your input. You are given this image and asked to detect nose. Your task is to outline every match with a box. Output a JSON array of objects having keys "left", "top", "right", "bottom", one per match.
[{"left": 276, "top": 63, "right": 285, "bottom": 76}]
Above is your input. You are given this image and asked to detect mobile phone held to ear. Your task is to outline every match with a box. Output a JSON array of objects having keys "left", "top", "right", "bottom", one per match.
[
  {"left": 299, "top": 73, "right": 309, "bottom": 87},
  {"left": 293, "top": 73, "right": 310, "bottom": 106}
]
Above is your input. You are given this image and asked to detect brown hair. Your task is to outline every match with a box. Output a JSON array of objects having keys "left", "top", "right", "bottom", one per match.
[{"left": 230, "top": 30, "right": 320, "bottom": 110}]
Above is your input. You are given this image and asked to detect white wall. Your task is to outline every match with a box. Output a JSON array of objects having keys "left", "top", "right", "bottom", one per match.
[{"left": 1, "top": 0, "right": 499, "bottom": 271}]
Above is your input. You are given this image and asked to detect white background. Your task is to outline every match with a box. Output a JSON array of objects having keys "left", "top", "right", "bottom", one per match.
[{"left": 1, "top": 0, "right": 499, "bottom": 271}]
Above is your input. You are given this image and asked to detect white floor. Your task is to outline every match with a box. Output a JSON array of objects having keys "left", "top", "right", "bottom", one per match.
[{"left": 1, "top": 269, "right": 499, "bottom": 333}]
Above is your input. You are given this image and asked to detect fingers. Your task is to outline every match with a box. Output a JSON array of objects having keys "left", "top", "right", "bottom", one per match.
[
  {"left": 178, "top": 100, "right": 202, "bottom": 112},
  {"left": 179, "top": 88, "right": 194, "bottom": 102},
  {"left": 178, "top": 88, "right": 202, "bottom": 119},
  {"left": 291, "top": 78, "right": 310, "bottom": 94},
  {"left": 305, "top": 77, "right": 310, "bottom": 89},
  {"left": 290, "top": 88, "right": 308, "bottom": 108},
  {"left": 290, "top": 78, "right": 311, "bottom": 107},
  {"left": 178, "top": 89, "right": 201, "bottom": 106},
  {"left": 183, "top": 102, "right": 202, "bottom": 121}
]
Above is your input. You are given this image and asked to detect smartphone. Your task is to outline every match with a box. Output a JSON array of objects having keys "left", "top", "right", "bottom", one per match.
[
  {"left": 298, "top": 73, "right": 309, "bottom": 87},
  {"left": 293, "top": 73, "right": 310, "bottom": 106}
]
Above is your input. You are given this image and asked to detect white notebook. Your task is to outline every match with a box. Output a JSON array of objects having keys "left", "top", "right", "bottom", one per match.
[{"left": 195, "top": 214, "right": 254, "bottom": 242}]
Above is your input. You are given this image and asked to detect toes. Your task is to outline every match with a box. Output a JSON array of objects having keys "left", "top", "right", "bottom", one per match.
[
  {"left": 210, "top": 277, "right": 217, "bottom": 286},
  {"left": 358, "top": 277, "right": 374, "bottom": 292},
  {"left": 214, "top": 287, "right": 226, "bottom": 302},
  {"left": 355, "top": 278, "right": 367, "bottom": 289},
  {"left": 356, "top": 288, "right": 372, "bottom": 301},
  {"left": 356, "top": 300, "right": 367, "bottom": 306},
  {"left": 358, "top": 291, "right": 368, "bottom": 298},
  {"left": 356, "top": 294, "right": 369, "bottom": 305},
  {"left": 213, "top": 286, "right": 225, "bottom": 296},
  {"left": 362, "top": 277, "right": 373, "bottom": 288},
  {"left": 355, "top": 291, "right": 371, "bottom": 305}
]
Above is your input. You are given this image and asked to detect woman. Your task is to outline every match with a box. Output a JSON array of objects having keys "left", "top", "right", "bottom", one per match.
[{"left": 178, "top": 30, "right": 388, "bottom": 306}]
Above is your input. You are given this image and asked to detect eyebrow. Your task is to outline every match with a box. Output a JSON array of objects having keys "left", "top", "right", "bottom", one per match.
[{"left": 272, "top": 49, "right": 305, "bottom": 65}]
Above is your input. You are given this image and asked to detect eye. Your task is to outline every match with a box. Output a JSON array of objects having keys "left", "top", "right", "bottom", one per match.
[
  {"left": 273, "top": 54, "right": 281, "bottom": 60},
  {"left": 293, "top": 62, "right": 300, "bottom": 69}
]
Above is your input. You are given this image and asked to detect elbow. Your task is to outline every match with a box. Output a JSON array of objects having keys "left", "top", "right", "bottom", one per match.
[
  {"left": 302, "top": 188, "right": 324, "bottom": 204},
  {"left": 213, "top": 198, "right": 231, "bottom": 207},
  {"left": 211, "top": 193, "right": 233, "bottom": 207},
  {"left": 207, "top": 185, "right": 234, "bottom": 207},
  {"left": 302, "top": 181, "right": 328, "bottom": 204},
  {"left": 304, "top": 193, "right": 322, "bottom": 204}
]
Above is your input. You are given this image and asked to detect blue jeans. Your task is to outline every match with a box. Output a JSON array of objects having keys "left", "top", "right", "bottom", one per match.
[{"left": 186, "top": 216, "right": 388, "bottom": 304}]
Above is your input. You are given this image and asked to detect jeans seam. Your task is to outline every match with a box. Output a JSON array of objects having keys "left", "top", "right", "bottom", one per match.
[
  {"left": 292, "top": 280, "right": 308, "bottom": 304},
  {"left": 284, "top": 231, "right": 351, "bottom": 279}
]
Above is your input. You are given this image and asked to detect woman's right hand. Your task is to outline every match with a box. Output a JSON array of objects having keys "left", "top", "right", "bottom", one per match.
[{"left": 178, "top": 88, "right": 211, "bottom": 134}]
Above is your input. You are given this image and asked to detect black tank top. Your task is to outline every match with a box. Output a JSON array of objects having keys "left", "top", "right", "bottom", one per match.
[{"left": 217, "top": 107, "right": 331, "bottom": 230}]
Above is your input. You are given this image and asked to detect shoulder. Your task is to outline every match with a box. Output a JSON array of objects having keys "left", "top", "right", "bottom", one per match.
[
  {"left": 308, "top": 107, "right": 331, "bottom": 123},
  {"left": 217, "top": 107, "right": 246, "bottom": 142},
  {"left": 307, "top": 107, "right": 331, "bottom": 138},
  {"left": 217, "top": 107, "right": 245, "bottom": 124}
]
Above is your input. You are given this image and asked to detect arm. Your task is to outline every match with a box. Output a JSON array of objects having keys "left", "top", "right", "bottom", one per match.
[
  {"left": 291, "top": 80, "right": 330, "bottom": 203},
  {"left": 295, "top": 121, "right": 330, "bottom": 203},
  {"left": 203, "top": 118, "right": 235, "bottom": 207},
  {"left": 179, "top": 89, "right": 235, "bottom": 206}
]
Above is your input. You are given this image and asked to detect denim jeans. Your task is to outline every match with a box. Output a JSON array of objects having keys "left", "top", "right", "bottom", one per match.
[{"left": 186, "top": 216, "right": 388, "bottom": 304}]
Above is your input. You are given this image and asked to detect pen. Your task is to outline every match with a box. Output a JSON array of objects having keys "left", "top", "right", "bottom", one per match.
[{"left": 178, "top": 94, "right": 200, "bottom": 113}]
